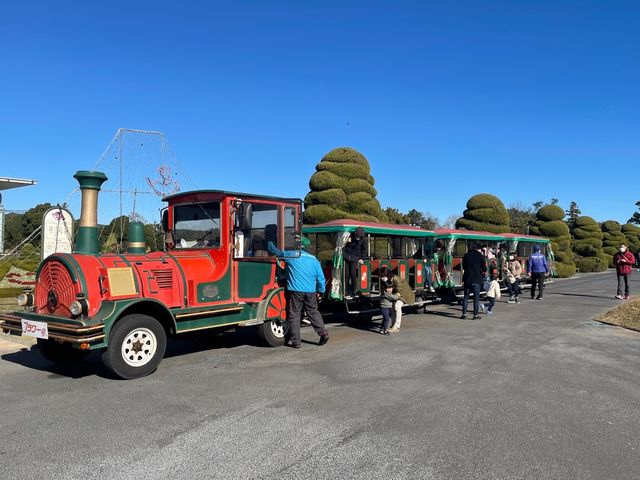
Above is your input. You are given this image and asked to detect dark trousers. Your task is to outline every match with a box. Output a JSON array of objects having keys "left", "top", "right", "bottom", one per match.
[
  {"left": 506, "top": 278, "right": 520, "bottom": 298},
  {"left": 287, "top": 291, "right": 328, "bottom": 346},
  {"left": 347, "top": 261, "right": 358, "bottom": 295},
  {"left": 463, "top": 283, "right": 481, "bottom": 316},
  {"left": 530, "top": 272, "right": 545, "bottom": 299},
  {"left": 381, "top": 307, "right": 392, "bottom": 330},
  {"left": 617, "top": 274, "right": 630, "bottom": 296},
  {"left": 485, "top": 297, "right": 496, "bottom": 312}
]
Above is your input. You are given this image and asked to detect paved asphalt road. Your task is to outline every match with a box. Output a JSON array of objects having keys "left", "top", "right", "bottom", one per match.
[{"left": 1, "top": 272, "right": 639, "bottom": 479}]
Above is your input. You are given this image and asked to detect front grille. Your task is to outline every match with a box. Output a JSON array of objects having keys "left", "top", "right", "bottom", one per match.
[
  {"left": 35, "top": 260, "right": 80, "bottom": 316},
  {"left": 152, "top": 269, "right": 174, "bottom": 289}
]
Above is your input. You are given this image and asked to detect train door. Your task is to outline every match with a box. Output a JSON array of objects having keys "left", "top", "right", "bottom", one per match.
[{"left": 233, "top": 201, "right": 289, "bottom": 302}]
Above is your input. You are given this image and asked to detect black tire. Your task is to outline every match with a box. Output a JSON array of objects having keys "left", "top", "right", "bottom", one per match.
[
  {"left": 37, "top": 338, "right": 91, "bottom": 365},
  {"left": 102, "top": 314, "right": 167, "bottom": 380},
  {"left": 257, "top": 319, "right": 288, "bottom": 347}
]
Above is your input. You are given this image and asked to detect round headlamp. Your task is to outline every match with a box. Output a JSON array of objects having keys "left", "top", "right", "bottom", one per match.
[
  {"left": 70, "top": 301, "right": 83, "bottom": 316},
  {"left": 17, "top": 293, "right": 34, "bottom": 307}
]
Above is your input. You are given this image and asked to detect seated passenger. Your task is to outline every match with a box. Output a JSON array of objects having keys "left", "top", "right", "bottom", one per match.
[{"left": 251, "top": 236, "right": 269, "bottom": 257}]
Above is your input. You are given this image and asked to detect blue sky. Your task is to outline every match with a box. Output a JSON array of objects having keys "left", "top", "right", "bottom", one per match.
[{"left": 1, "top": 1, "right": 638, "bottom": 225}]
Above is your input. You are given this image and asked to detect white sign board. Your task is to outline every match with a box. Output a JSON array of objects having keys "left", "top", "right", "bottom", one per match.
[
  {"left": 41, "top": 207, "right": 74, "bottom": 259},
  {"left": 21, "top": 319, "right": 49, "bottom": 339}
]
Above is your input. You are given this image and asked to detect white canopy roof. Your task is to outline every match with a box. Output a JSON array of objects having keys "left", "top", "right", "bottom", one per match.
[{"left": 0, "top": 177, "right": 37, "bottom": 191}]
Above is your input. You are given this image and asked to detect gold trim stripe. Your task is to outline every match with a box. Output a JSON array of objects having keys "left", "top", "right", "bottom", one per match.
[{"left": 175, "top": 306, "right": 243, "bottom": 319}]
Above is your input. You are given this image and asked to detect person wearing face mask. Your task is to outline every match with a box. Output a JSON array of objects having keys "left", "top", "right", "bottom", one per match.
[
  {"left": 503, "top": 253, "right": 523, "bottom": 303},
  {"left": 613, "top": 243, "right": 636, "bottom": 300}
]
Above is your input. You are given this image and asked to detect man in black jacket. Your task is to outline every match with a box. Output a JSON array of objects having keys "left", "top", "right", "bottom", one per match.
[
  {"left": 461, "top": 243, "right": 487, "bottom": 319},
  {"left": 343, "top": 227, "right": 367, "bottom": 298}
]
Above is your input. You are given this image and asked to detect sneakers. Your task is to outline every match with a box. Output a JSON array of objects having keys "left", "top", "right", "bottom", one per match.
[
  {"left": 486, "top": 311, "right": 493, "bottom": 316},
  {"left": 301, "top": 317, "right": 311, "bottom": 325},
  {"left": 507, "top": 298, "right": 516, "bottom": 304},
  {"left": 624, "top": 295, "right": 630, "bottom": 300},
  {"left": 318, "top": 334, "right": 330, "bottom": 345},
  {"left": 388, "top": 327, "right": 400, "bottom": 333},
  {"left": 615, "top": 295, "right": 624, "bottom": 300},
  {"left": 472, "top": 315, "right": 482, "bottom": 320},
  {"left": 460, "top": 314, "right": 467, "bottom": 320},
  {"left": 515, "top": 297, "right": 520, "bottom": 303},
  {"left": 429, "top": 286, "right": 436, "bottom": 293},
  {"left": 289, "top": 343, "right": 301, "bottom": 349},
  {"left": 536, "top": 297, "right": 543, "bottom": 301},
  {"left": 380, "top": 329, "right": 389, "bottom": 335}
]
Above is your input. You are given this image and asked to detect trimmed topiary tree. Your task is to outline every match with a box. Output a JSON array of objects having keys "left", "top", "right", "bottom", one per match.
[
  {"left": 529, "top": 204, "right": 575, "bottom": 277},
  {"left": 602, "top": 220, "right": 627, "bottom": 266},
  {"left": 303, "top": 147, "right": 386, "bottom": 224},
  {"left": 621, "top": 223, "right": 640, "bottom": 253},
  {"left": 455, "top": 194, "right": 510, "bottom": 233},
  {"left": 571, "top": 216, "right": 607, "bottom": 272}
]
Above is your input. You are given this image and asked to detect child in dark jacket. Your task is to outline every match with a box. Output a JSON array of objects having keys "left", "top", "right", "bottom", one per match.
[{"left": 379, "top": 279, "right": 399, "bottom": 335}]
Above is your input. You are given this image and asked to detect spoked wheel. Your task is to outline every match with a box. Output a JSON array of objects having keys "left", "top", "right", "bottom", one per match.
[
  {"left": 258, "top": 289, "right": 288, "bottom": 347},
  {"left": 37, "top": 338, "right": 91, "bottom": 365},
  {"left": 102, "top": 314, "right": 167, "bottom": 380}
]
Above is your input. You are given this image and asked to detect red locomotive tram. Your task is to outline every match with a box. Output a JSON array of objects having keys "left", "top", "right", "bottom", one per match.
[{"left": 1, "top": 171, "right": 302, "bottom": 379}]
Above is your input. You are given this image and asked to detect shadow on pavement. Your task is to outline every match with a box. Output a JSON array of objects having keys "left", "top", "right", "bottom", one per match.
[
  {"left": 0, "top": 328, "right": 267, "bottom": 379},
  {"left": 548, "top": 292, "right": 616, "bottom": 300}
]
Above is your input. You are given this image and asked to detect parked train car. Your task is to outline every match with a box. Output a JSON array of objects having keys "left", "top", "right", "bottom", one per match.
[
  {"left": 433, "top": 229, "right": 553, "bottom": 292},
  {"left": 1, "top": 171, "right": 303, "bottom": 379},
  {"left": 1, "top": 170, "right": 556, "bottom": 380},
  {"left": 502, "top": 233, "right": 555, "bottom": 277},
  {"left": 302, "top": 220, "right": 437, "bottom": 314}
]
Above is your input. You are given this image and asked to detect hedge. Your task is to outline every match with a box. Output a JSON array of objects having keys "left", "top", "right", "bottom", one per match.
[
  {"left": 575, "top": 256, "right": 608, "bottom": 273},
  {"left": 344, "top": 178, "right": 377, "bottom": 196},
  {"left": 555, "top": 262, "right": 577, "bottom": 278},
  {"left": 539, "top": 220, "right": 570, "bottom": 238},
  {"left": 316, "top": 161, "right": 370, "bottom": 180},
  {"left": 303, "top": 204, "right": 344, "bottom": 224},
  {"left": 321, "top": 147, "right": 369, "bottom": 166},
  {"left": 463, "top": 207, "right": 510, "bottom": 225},
  {"left": 573, "top": 238, "right": 603, "bottom": 249},
  {"left": 467, "top": 193, "right": 505, "bottom": 209},
  {"left": 572, "top": 227, "right": 603, "bottom": 239},
  {"left": 455, "top": 218, "right": 510, "bottom": 233},
  {"left": 304, "top": 189, "right": 347, "bottom": 209},
  {"left": 602, "top": 220, "right": 621, "bottom": 232},
  {"left": 309, "top": 170, "right": 348, "bottom": 192},
  {"left": 574, "top": 216, "right": 599, "bottom": 228},
  {"left": 346, "top": 191, "right": 373, "bottom": 211},
  {"left": 537, "top": 205, "right": 565, "bottom": 222}
]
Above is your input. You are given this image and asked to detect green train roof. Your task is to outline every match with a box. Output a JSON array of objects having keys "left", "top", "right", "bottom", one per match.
[
  {"left": 163, "top": 189, "right": 302, "bottom": 204},
  {"left": 303, "top": 219, "right": 436, "bottom": 237}
]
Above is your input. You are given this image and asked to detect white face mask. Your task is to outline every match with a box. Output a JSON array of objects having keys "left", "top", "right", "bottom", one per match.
[
  {"left": 509, "top": 256, "right": 515, "bottom": 261},
  {"left": 381, "top": 276, "right": 387, "bottom": 282},
  {"left": 619, "top": 247, "right": 626, "bottom": 252}
]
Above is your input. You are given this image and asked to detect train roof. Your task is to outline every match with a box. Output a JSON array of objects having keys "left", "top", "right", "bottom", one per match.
[
  {"left": 501, "top": 233, "right": 550, "bottom": 243},
  {"left": 434, "top": 228, "right": 507, "bottom": 241},
  {"left": 162, "top": 189, "right": 302, "bottom": 204},
  {"left": 434, "top": 229, "right": 550, "bottom": 243},
  {"left": 303, "top": 219, "right": 436, "bottom": 237}
]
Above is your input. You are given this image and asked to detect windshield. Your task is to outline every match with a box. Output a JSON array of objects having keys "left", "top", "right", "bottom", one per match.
[{"left": 173, "top": 202, "right": 221, "bottom": 249}]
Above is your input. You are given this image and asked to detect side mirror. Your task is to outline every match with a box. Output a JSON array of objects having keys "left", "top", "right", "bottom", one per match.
[{"left": 234, "top": 202, "right": 253, "bottom": 231}]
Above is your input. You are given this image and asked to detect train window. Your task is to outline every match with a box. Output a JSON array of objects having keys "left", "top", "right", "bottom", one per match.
[
  {"left": 453, "top": 239, "right": 467, "bottom": 257},
  {"left": 283, "top": 207, "right": 297, "bottom": 250},
  {"left": 174, "top": 202, "right": 221, "bottom": 249},
  {"left": 242, "top": 202, "right": 278, "bottom": 257},
  {"left": 371, "top": 235, "right": 389, "bottom": 259},
  {"left": 316, "top": 233, "right": 336, "bottom": 262},
  {"left": 519, "top": 243, "right": 533, "bottom": 258},
  {"left": 391, "top": 237, "right": 404, "bottom": 258},
  {"left": 404, "top": 238, "right": 420, "bottom": 258}
]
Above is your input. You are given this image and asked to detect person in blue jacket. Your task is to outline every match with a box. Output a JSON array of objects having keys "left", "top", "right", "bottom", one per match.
[
  {"left": 527, "top": 245, "right": 549, "bottom": 300},
  {"left": 268, "top": 237, "right": 329, "bottom": 348}
]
